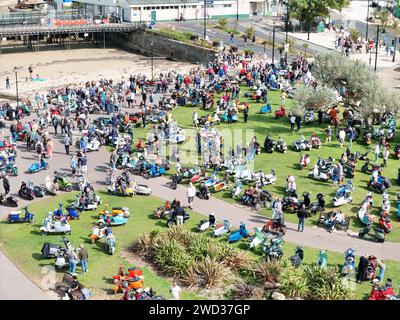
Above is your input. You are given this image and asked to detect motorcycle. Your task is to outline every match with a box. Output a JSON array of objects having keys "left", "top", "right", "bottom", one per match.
[
  {"left": 299, "top": 154, "right": 310, "bottom": 169},
  {"left": 228, "top": 223, "right": 249, "bottom": 243},
  {"left": 7, "top": 206, "right": 35, "bottom": 223},
  {"left": 197, "top": 214, "right": 216, "bottom": 232}
]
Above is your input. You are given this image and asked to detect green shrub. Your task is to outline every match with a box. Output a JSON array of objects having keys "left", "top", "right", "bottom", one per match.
[
  {"left": 187, "top": 234, "right": 210, "bottom": 261},
  {"left": 153, "top": 239, "right": 194, "bottom": 277},
  {"left": 279, "top": 267, "right": 310, "bottom": 298},
  {"left": 194, "top": 256, "right": 233, "bottom": 288}
]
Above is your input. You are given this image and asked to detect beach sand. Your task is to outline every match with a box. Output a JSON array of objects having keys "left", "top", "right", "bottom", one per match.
[{"left": 0, "top": 47, "right": 194, "bottom": 98}]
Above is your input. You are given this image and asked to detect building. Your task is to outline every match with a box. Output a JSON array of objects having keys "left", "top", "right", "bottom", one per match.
[{"left": 55, "top": 0, "right": 273, "bottom": 22}]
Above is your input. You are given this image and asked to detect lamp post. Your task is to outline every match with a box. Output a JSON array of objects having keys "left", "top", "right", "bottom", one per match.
[
  {"left": 203, "top": 0, "right": 207, "bottom": 40},
  {"left": 307, "top": 0, "right": 311, "bottom": 41},
  {"left": 285, "top": 0, "right": 289, "bottom": 66},
  {"left": 151, "top": 41, "right": 154, "bottom": 81},
  {"left": 237, "top": 0, "right": 239, "bottom": 22},
  {"left": 366, "top": 0, "right": 370, "bottom": 43},
  {"left": 272, "top": 22, "right": 276, "bottom": 65},
  {"left": 13, "top": 66, "right": 19, "bottom": 108},
  {"left": 393, "top": 37, "right": 397, "bottom": 62},
  {"left": 374, "top": 24, "right": 380, "bottom": 72}
]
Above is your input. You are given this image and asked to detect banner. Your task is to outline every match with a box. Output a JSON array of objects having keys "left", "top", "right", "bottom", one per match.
[{"left": 53, "top": 19, "right": 89, "bottom": 27}]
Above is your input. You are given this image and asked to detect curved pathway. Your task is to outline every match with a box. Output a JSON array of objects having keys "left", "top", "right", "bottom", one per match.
[{"left": 2, "top": 108, "right": 400, "bottom": 300}]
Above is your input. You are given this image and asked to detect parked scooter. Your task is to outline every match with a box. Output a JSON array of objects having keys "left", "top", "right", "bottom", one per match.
[
  {"left": 333, "top": 180, "right": 354, "bottom": 207},
  {"left": 18, "top": 181, "right": 35, "bottom": 200},
  {"left": 262, "top": 235, "right": 284, "bottom": 262},
  {"left": 41, "top": 236, "right": 72, "bottom": 259},
  {"left": 308, "top": 164, "right": 329, "bottom": 182},
  {"left": 53, "top": 172, "right": 73, "bottom": 191},
  {"left": 106, "top": 233, "right": 116, "bottom": 255},
  {"left": 299, "top": 154, "right": 310, "bottom": 169},
  {"left": 45, "top": 175, "right": 59, "bottom": 195},
  {"left": 197, "top": 214, "right": 216, "bottom": 232},
  {"left": 40, "top": 213, "right": 72, "bottom": 236},
  {"left": 275, "top": 138, "right": 288, "bottom": 153},
  {"left": 290, "top": 246, "right": 304, "bottom": 268},
  {"left": 358, "top": 224, "right": 386, "bottom": 242},
  {"left": 7, "top": 206, "right": 35, "bottom": 223},
  {"left": 0, "top": 193, "right": 18, "bottom": 207},
  {"left": 228, "top": 223, "right": 249, "bottom": 243},
  {"left": 232, "top": 178, "right": 243, "bottom": 199},
  {"left": 342, "top": 248, "right": 356, "bottom": 276},
  {"left": 213, "top": 219, "right": 232, "bottom": 237},
  {"left": 317, "top": 250, "right": 328, "bottom": 268}
]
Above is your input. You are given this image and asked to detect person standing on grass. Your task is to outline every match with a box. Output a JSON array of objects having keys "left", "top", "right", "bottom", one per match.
[
  {"left": 325, "top": 125, "right": 332, "bottom": 143},
  {"left": 374, "top": 143, "right": 380, "bottom": 163},
  {"left": 382, "top": 145, "right": 390, "bottom": 167},
  {"left": 338, "top": 128, "right": 346, "bottom": 148},
  {"left": 243, "top": 105, "right": 249, "bottom": 123},
  {"left": 68, "top": 247, "right": 79, "bottom": 276},
  {"left": 193, "top": 109, "right": 198, "bottom": 128},
  {"left": 318, "top": 109, "right": 323, "bottom": 125},
  {"left": 170, "top": 281, "right": 181, "bottom": 300},
  {"left": 187, "top": 182, "right": 196, "bottom": 209},
  {"left": 78, "top": 244, "right": 88, "bottom": 274},
  {"left": 295, "top": 114, "right": 302, "bottom": 131},
  {"left": 290, "top": 114, "right": 296, "bottom": 131},
  {"left": 297, "top": 204, "right": 307, "bottom": 232}
]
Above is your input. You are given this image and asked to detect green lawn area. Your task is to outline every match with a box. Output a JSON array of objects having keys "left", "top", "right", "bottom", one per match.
[
  {"left": 131, "top": 87, "right": 400, "bottom": 243},
  {"left": 0, "top": 192, "right": 399, "bottom": 299}
]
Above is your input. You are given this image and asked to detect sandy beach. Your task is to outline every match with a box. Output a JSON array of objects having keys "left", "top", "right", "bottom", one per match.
[{"left": 0, "top": 47, "right": 194, "bottom": 98}]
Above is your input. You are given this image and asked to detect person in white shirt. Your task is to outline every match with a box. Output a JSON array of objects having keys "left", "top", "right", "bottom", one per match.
[
  {"left": 374, "top": 144, "right": 381, "bottom": 162},
  {"left": 338, "top": 129, "right": 346, "bottom": 148},
  {"left": 170, "top": 282, "right": 181, "bottom": 300},
  {"left": 187, "top": 182, "right": 196, "bottom": 209},
  {"left": 193, "top": 109, "right": 198, "bottom": 128}
]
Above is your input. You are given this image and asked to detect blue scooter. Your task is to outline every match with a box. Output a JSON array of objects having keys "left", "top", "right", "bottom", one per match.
[
  {"left": 259, "top": 103, "right": 272, "bottom": 114},
  {"left": 342, "top": 248, "right": 356, "bottom": 276},
  {"left": 28, "top": 159, "right": 48, "bottom": 173},
  {"left": 228, "top": 223, "right": 249, "bottom": 243},
  {"left": 7, "top": 207, "right": 35, "bottom": 223},
  {"left": 145, "top": 164, "right": 167, "bottom": 179}
]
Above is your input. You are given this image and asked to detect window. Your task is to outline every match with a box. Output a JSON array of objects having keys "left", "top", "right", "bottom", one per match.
[
  {"left": 224, "top": 4, "right": 232, "bottom": 7},
  {"left": 156, "top": 7, "right": 160, "bottom": 9}
]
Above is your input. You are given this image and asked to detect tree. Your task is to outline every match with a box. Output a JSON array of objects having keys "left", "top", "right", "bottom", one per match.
[
  {"left": 244, "top": 27, "right": 255, "bottom": 40},
  {"left": 302, "top": 43, "right": 309, "bottom": 56},
  {"left": 289, "top": 0, "right": 349, "bottom": 29},
  {"left": 218, "top": 17, "right": 228, "bottom": 30},
  {"left": 391, "top": 19, "right": 399, "bottom": 30},
  {"left": 292, "top": 84, "right": 337, "bottom": 115},
  {"left": 377, "top": 9, "right": 390, "bottom": 30},
  {"left": 349, "top": 29, "right": 361, "bottom": 43}
]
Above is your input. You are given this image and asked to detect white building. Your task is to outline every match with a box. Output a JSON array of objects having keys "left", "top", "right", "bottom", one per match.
[{"left": 55, "top": 0, "right": 273, "bottom": 22}]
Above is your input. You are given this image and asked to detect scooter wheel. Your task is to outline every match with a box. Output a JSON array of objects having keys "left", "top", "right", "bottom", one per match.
[{"left": 41, "top": 230, "right": 47, "bottom": 236}]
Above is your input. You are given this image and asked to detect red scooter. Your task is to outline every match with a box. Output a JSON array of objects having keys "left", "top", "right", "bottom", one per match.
[{"left": 274, "top": 106, "right": 286, "bottom": 119}]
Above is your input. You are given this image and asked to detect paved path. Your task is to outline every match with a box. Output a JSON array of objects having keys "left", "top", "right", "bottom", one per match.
[{"left": 0, "top": 250, "right": 51, "bottom": 300}]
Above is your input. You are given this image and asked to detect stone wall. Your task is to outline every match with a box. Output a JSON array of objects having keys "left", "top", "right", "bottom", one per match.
[{"left": 108, "top": 30, "right": 218, "bottom": 65}]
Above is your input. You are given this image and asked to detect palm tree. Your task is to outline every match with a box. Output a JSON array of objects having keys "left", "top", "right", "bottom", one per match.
[
  {"left": 392, "top": 19, "right": 399, "bottom": 30},
  {"left": 244, "top": 27, "right": 255, "bottom": 40},
  {"left": 218, "top": 17, "right": 228, "bottom": 30},
  {"left": 378, "top": 9, "right": 390, "bottom": 31},
  {"left": 349, "top": 29, "right": 361, "bottom": 43}
]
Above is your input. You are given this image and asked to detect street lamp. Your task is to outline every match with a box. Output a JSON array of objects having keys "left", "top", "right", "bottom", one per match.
[
  {"left": 272, "top": 22, "right": 276, "bottom": 65},
  {"left": 151, "top": 41, "right": 154, "bottom": 81},
  {"left": 13, "top": 66, "right": 19, "bottom": 108},
  {"left": 366, "top": 0, "right": 370, "bottom": 43},
  {"left": 307, "top": 0, "right": 311, "bottom": 41}
]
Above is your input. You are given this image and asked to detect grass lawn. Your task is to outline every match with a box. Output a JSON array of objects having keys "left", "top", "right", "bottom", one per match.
[
  {"left": 131, "top": 87, "right": 400, "bottom": 243},
  {"left": 1, "top": 192, "right": 399, "bottom": 300}
]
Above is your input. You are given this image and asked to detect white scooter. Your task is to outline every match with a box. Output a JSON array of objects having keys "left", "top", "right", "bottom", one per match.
[
  {"left": 197, "top": 214, "right": 216, "bottom": 232},
  {"left": 131, "top": 181, "right": 152, "bottom": 196},
  {"left": 106, "top": 233, "right": 116, "bottom": 255},
  {"left": 254, "top": 169, "right": 277, "bottom": 187},
  {"left": 40, "top": 213, "right": 72, "bottom": 236},
  {"left": 86, "top": 139, "right": 101, "bottom": 152},
  {"left": 308, "top": 165, "right": 329, "bottom": 182},
  {"left": 382, "top": 192, "right": 390, "bottom": 212},
  {"left": 333, "top": 181, "right": 354, "bottom": 207},
  {"left": 248, "top": 228, "right": 265, "bottom": 250},
  {"left": 232, "top": 179, "right": 243, "bottom": 199},
  {"left": 213, "top": 220, "right": 232, "bottom": 237}
]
